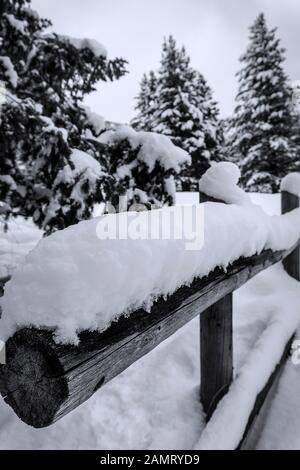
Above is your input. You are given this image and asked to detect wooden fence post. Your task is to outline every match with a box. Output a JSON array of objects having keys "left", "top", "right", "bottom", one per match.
[
  {"left": 282, "top": 190, "right": 300, "bottom": 281},
  {"left": 199, "top": 190, "right": 233, "bottom": 419},
  {"left": 200, "top": 293, "right": 233, "bottom": 418}
]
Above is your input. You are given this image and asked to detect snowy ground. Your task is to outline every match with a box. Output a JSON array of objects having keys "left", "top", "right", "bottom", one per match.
[{"left": 0, "top": 193, "right": 300, "bottom": 449}]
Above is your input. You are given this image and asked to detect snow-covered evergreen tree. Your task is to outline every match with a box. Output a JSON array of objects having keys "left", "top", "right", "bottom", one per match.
[
  {"left": 0, "top": 0, "right": 127, "bottom": 233},
  {"left": 291, "top": 80, "right": 300, "bottom": 156},
  {"left": 131, "top": 36, "right": 222, "bottom": 189},
  {"left": 99, "top": 126, "right": 190, "bottom": 210},
  {"left": 131, "top": 71, "right": 157, "bottom": 131},
  {"left": 230, "top": 13, "right": 297, "bottom": 193}
]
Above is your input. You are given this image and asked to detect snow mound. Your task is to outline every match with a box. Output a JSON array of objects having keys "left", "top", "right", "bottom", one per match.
[
  {"left": 58, "top": 35, "right": 107, "bottom": 57},
  {"left": 281, "top": 173, "right": 300, "bottom": 197},
  {"left": 99, "top": 126, "right": 190, "bottom": 172},
  {"left": 199, "top": 162, "right": 251, "bottom": 205}
]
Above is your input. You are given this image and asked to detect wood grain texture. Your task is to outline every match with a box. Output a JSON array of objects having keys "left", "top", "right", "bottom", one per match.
[
  {"left": 200, "top": 293, "right": 233, "bottom": 418},
  {"left": 0, "top": 244, "right": 297, "bottom": 428}
]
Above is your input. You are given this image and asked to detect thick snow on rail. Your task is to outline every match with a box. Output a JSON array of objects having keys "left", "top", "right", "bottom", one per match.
[{"left": 1, "top": 163, "right": 300, "bottom": 344}]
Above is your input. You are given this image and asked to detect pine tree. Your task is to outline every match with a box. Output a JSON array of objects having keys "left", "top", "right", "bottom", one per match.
[
  {"left": 131, "top": 36, "right": 222, "bottom": 189},
  {"left": 99, "top": 126, "right": 190, "bottom": 210},
  {"left": 0, "top": 0, "right": 127, "bottom": 233},
  {"left": 131, "top": 71, "right": 157, "bottom": 131},
  {"left": 180, "top": 70, "right": 223, "bottom": 187},
  {"left": 230, "top": 13, "right": 297, "bottom": 193}
]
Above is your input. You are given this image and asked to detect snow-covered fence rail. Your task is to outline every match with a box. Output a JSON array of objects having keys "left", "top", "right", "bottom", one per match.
[
  {"left": 0, "top": 245, "right": 296, "bottom": 429},
  {"left": 0, "top": 166, "right": 299, "bottom": 448}
]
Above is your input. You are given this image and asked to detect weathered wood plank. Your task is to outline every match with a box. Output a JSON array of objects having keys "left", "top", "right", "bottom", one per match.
[
  {"left": 200, "top": 293, "right": 233, "bottom": 418},
  {"left": 0, "top": 244, "right": 296, "bottom": 428}
]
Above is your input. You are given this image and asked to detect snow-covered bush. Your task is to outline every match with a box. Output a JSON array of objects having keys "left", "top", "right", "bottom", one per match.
[
  {"left": 3, "top": 162, "right": 300, "bottom": 344},
  {"left": 0, "top": 0, "right": 127, "bottom": 234},
  {"left": 99, "top": 126, "right": 190, "bottom": 209}
]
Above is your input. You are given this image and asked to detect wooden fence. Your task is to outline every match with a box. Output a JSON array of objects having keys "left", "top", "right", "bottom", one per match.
[{"left": 0, "top": 186, "right": 299, "bottom": 449}]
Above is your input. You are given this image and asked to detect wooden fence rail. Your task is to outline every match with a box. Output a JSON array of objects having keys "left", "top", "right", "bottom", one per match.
[{"left": 0, "top": 186, "right": 299, "bottom": 449}]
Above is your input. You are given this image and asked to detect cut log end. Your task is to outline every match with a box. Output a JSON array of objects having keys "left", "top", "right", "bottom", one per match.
[{"left": 0, "top": 328, "right": 68, "bottom": 428}]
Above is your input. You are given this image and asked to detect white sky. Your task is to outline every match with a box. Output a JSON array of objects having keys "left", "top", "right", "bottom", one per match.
[{"left": 32, "top": 0, "right": 300, "bottom": 123}]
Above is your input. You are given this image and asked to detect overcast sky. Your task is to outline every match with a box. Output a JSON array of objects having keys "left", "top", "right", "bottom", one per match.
[{"left": 32, "top": 0, "right": 300, "bottom": 123}]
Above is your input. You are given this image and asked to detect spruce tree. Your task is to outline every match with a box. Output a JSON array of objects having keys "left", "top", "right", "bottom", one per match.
[
  {"left": 131, "top": 36, "right": 222, "bottom": 189},
  {"left": 99, "top": 126, "right": 190, "bottom": 210},
  {"left": 0, "top": 0, "right": 127, "bottom": 233},
  {"left": 231, "top": 13, "right": 297, "bottom": 192},
  {"left": 131, "top": 71, "right": 157, "bottom": 131},
  {"left": 291, "top": 80, "right": 300, "bottom": 156}
]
